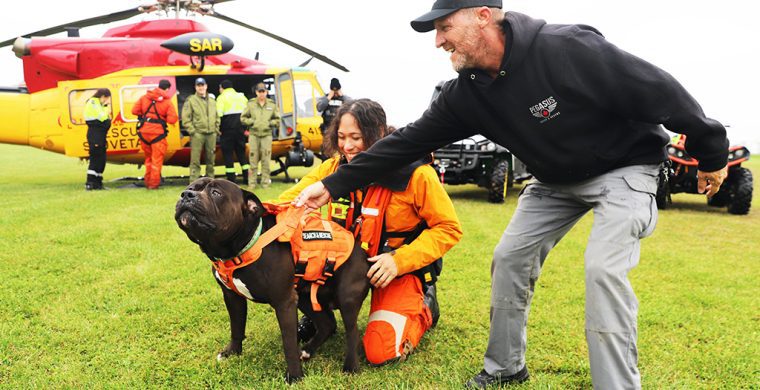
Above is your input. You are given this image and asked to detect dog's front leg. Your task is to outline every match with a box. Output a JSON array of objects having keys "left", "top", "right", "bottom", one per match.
[
  {"left": 273, "top": 294, "right": 304, "bottom": 383},
  {"left": 218, "top": 287, "right": 247, "bottom": 360}
]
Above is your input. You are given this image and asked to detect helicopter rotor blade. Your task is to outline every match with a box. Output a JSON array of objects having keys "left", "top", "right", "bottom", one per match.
[
  {"left": 0, "top": 7, "right": 144, "bottom": 48},
  {"left": 209, "top": 11, "right": 349, "bottom": 72},
  {"left": 299, "top": 57, "right": 314, "bottom": 68}
]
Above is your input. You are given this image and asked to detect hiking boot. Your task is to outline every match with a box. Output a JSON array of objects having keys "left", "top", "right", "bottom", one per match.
[
  {"left": 423, "top": 284, "right": 440, "bottom": 328},
  {"left": 464, "top": 367, "right": 529, "bottom": 389},
  {"left": 297, "top": 316, "right": 316, "bottom": 343}
]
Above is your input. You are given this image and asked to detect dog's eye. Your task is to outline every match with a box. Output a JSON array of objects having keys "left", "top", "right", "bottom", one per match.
[{"left": 211, "top": 190, "right": 222, "bottom": 197}]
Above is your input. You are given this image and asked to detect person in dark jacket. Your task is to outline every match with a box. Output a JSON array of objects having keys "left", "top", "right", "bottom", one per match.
[
  {"left": 83, "top": 88, "right": 112, "bottom": 190},
  {"left": 216, "top": 79, "right": 251, "bottom": 184},
  {"left": 293, "top": 1, "right": 729, "bottom": 389},
  {"left": 316, "top": 78, "right": 351, "bottom": 133}
]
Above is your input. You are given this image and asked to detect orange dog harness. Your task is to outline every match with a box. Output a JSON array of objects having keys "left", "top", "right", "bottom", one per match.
[{"left": 212, "top": 203, "right": 355, "bottom": 311}]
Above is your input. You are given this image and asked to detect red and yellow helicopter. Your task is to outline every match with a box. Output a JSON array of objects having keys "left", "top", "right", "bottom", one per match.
[{"left": 0, "top": 0, "right": 347, "bottom": 180}]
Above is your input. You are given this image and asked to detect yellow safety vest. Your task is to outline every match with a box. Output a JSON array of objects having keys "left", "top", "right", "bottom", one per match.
[
  {"left": 83, "top": 97, "right": 109, "bottom": 122},
  {"left": 216, "top": 88, "right": 247, "bottom": 116}
]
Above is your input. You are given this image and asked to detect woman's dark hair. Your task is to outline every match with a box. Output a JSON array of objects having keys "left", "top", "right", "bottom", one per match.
[
  {"left": 323, "top": 98, "right": 390, "bottom": 157},
  {"left": 92, "top": 88, "right": 111, "bottom": 98}
]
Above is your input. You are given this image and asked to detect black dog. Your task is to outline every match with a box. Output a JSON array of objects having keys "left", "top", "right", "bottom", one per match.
[{"left": 175, "top": 178, "right": 370, "bottom": 382}]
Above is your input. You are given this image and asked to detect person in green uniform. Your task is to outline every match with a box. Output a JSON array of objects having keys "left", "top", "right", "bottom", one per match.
[
  {"left": 182, "top": 77, "right": 220, "bottom": 182},
  {"left": 240, "top": 82, "right": 280, "bottom": 188}
]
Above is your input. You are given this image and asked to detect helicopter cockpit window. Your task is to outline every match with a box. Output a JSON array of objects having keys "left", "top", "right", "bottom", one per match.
[
  {"left": 294, "top": 79, "right": 318, "bottom": 118},
  {"left": 119, "top": 85, "right": 158, "bottom": 122},
  {"left": 68, "top": 89, "right": 113, "bottom": 125}
]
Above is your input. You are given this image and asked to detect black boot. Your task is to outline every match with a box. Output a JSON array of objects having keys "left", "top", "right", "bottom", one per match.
[
  {"left": 95, "top": 175, "right": 106, "bottom": 190},
  {"left": 423, "top": 284, "right": 440, "bottom": 328},
  {"left": 225, "top": 172, "right": 237, "bottom": 183},
  {"left": 242, "top": 169, "right": 249, "bottom": 185},
  {"left": 85, "top": 174, "right": 98, "bottom": 191},
  {"left": 297, "top": 315, "right": 316, "bottom": 343}
]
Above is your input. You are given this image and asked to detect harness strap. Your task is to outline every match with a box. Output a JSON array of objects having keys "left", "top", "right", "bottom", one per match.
[
  {"left": 137, "top": 100, "right": 169, "bottom": 145},
  {"left": 214, "top": 207, "right": 306, "bottom": 295}
]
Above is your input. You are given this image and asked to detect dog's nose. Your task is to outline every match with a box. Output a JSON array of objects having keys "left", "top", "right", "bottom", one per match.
[{"left": 181, "top": 190, "right": 198, "bottom": 199}]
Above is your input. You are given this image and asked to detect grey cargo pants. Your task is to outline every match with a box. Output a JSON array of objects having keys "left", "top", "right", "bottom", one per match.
[{"left": 485, "top": 164, "right": 660, "bottom": 390}]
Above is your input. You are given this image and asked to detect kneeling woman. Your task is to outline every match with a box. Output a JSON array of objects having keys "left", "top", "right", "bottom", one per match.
[{"left": 279, "top": 98, "right": 462, "bottom": 364}]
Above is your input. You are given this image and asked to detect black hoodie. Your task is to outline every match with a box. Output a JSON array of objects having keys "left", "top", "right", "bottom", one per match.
[{"left": 323, "top": 12, "right": 728, "bottom": 198}]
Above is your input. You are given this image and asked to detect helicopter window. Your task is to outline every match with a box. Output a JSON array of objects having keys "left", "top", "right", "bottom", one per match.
[
  {"left": 119, "top": 85, "right": 158, "bottom": 122},
  {"left": 294, "top": 79, "right": 318, "bottom": 118},
  {"left": 68, "top": 89, "right": 113, "bottom": 125}
]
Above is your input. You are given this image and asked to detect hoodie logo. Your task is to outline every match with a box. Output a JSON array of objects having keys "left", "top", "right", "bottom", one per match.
[{"left": 529, "top": 96, "right": 560, "bottom": 123}]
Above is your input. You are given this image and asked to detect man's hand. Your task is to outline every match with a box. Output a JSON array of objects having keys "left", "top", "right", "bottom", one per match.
[
  {"left": 293, "top": 181, "right": 331, "bottom": 210},
  {"left": 327, "top": 90, "right": 335, "bottom": 100},
  {"left": 698, "top": 165, "right": 728, "bottom": 198},
  {"left": 367, "top": 252, "right": 398, "bottom": 289}
]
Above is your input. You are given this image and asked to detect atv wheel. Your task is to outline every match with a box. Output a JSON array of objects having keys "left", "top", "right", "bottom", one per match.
[
  {"left": 488, "top": 159, "right": 510, "bottom": 203},
  {"left": 727, "top": 167, "right": 753, "bottom": 215},
  {"left": 655, "top": 175, "right": 671, "bottom": 209},
  {"left": 707, "top": 188, "right": 730, "bottom": 207}
]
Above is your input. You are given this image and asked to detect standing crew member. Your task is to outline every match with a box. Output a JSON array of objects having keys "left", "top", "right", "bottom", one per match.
[
  {"left": 216, "top": 79, "right": 250, "bottom": 184},
  {"left": 83, "top": 88, "right": 111, "bottom": 190},
  {"left": 317, "top": 78, "right": 351, "bottom": 133},
  {"left": 241, "top": 82, "right": 280, "bottom": 189},
  {"left": 132, "top": 79, "right": 178, "bottom": 190},
  {"left": 182, "top": 77, "right": 220, "bottom": 183},
  {"left": 294, "top": 2, "right": 730, "bottom": 388}
]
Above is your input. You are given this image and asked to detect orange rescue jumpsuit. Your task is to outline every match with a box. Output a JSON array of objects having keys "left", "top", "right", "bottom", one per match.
[
  {"left": 131, "top": 87, "right": 178, "bottom": 189},
  {"left": 279, "top": 155, "right": 462, "bottom": 364}
]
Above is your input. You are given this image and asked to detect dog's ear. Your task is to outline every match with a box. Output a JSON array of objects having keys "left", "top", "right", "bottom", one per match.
[{"left": 241, "top": 188, "right": 266, "bottom": 218}]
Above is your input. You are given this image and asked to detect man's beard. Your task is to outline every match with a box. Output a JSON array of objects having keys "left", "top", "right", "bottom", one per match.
[{"left": 450, "top": 28, "right": 482, "bottom": 72}]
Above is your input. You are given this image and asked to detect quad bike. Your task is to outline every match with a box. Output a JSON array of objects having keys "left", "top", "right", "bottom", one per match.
[{"left": 657, "top": 134, "right": 752, "bottom": 215}]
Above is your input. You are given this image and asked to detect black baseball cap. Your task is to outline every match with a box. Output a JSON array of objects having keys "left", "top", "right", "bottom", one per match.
[
  {"left": 410, "top": 0, "right": 502, "bottom": 32},
  {"left": 194, "top": 77, "right": 206, "bottom": 85}
]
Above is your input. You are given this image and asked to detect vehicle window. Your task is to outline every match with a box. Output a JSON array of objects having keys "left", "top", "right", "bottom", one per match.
[
  {"left": 294, "top": 79, "right": 318, "bottom": 118},
  {"left": 119, "top": 84, "right": 157, "bottom": 122},
  {"left": 68, "top": 89, "right": 112, "bottom": 125}
]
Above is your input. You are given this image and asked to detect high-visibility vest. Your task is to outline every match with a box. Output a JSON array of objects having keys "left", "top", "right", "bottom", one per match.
[
  {"left": 83, "top": 97, "right": 109, "bottom": 122},
  {"left": 216, "top": 88, "right": 247, "bottom": 116}
]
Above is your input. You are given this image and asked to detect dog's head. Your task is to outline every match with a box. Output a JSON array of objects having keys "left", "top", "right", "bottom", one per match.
[{"left": 175, "top": 178, "right": 265, "bottom": 258}]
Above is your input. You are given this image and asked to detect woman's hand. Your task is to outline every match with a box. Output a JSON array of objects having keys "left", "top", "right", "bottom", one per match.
[{"left": 367, "top": 252, "right": 398, "bottom": 289}]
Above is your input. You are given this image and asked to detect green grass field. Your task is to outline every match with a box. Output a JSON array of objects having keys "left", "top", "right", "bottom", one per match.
[{"left": 0, "top": 144, "right": 758, "bottom": 389}]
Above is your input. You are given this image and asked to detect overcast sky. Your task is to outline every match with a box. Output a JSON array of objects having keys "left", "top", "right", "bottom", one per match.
[{"left": 1, "top": 0, "right": 758, "bottom": 150}]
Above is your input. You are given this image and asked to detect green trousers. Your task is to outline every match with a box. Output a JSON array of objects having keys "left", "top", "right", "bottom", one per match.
[
  {"left": 189, "top": 132, "right": 217, "bottom": 182},
  {"left": 249, "top": 134, "right": 272, "bottom": 184}
]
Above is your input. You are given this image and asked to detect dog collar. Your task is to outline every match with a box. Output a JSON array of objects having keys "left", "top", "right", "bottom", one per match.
[{"left": 236, "top": 218, "right": 263, "bottom": 258}]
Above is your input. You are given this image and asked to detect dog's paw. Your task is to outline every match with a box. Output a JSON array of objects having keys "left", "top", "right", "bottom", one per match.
[
  {"left": 342, "top": 363, "right": 360, "bottom": 374},
  {"left": 284, "top": 371, "right": 304, "bottom": 384},
  {"left": 300, "top": 350, "right": 312, "bottom": 361},
  {"left": 216, "top": 343, "right": 242, "bottom": 361}
]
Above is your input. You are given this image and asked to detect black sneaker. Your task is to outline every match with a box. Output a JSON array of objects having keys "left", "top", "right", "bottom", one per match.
[
  {"left": 464, "top": 367, "right": 529, "bottom": 388},
  {"left": 296, "top": 316, "right": 316, "bottom": 343}
]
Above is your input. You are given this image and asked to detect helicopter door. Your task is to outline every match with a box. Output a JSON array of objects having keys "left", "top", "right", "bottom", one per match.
[{"left": 275, "top": 71, "right": 297, "bottom": 140}]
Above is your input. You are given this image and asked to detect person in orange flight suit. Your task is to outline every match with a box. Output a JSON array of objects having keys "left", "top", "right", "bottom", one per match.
[
  {"left": 278, "top": 98, "right": 462, "bottom": 365},
  {"left": 132, "top": 79, "right": 179, "bottom": 189}
]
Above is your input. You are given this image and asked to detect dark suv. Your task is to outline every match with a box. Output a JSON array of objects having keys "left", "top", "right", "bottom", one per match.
[{"left": 430, "top": 81, "right": 531, "bottom": 203}]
